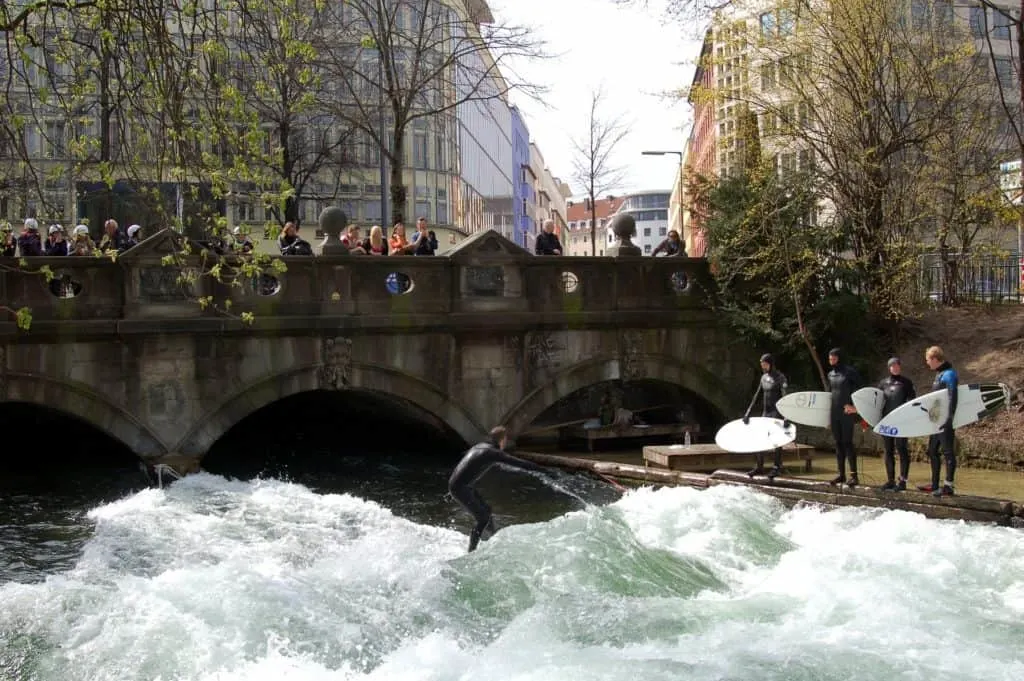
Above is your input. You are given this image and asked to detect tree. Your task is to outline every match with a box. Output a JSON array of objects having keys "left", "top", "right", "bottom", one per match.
[
  {"left": 316, "top": 0, "right": 546, "bottom": 226},
  {"left": 570, "top": 87, "right": 628, "bottom": 255}
]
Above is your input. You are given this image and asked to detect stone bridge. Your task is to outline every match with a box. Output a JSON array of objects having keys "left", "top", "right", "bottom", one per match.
[{"left": 0, "top": 228, "right": 755, "bottom": 472}]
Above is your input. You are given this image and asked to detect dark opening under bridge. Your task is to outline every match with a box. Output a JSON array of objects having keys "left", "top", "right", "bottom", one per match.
[{"left": 0, "top": 228, "right": 755, "bottom": 472}]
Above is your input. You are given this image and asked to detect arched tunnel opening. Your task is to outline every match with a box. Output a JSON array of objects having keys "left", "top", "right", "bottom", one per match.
[
  {"left": 0, "top": 402, "right": 151, "bottom": 582},
  {"left": 516, "top": 379, "right": 726, "bottom": 453},
  {"left": 203, "top": 389, "right": 468, "bottom": 515}
]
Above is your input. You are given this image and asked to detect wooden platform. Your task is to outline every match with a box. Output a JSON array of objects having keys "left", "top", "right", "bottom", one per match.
[
  {"left": 514, "top": 450, "right": 1024, "bottom": 528},
  {"left": 561, "top": 423, "right": 695, "bottom": 452},
  {"left": 643, "top": 442, "right": 815, "bottom": 473}
]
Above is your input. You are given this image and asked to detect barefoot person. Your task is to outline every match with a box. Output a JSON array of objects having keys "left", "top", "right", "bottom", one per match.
[
  {"left": 878, "top": 357, "right": 915, "bottom": 492},
  {"left": 827, "top": 348, "right": 862, "bottom": 488},
  {"left": 448, "top": 426, "right": 551, "bottom": 553},
  {"left": 745, "top": 353, "right": 789, "bottom": 480}
]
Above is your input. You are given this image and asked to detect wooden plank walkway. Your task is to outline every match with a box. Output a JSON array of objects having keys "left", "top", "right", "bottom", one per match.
[
  {"left": 514, "top": 450, "right": 1024, "bottom": 528},
  {"left": 643, "top": 442, "right": 815, "bottom": 473}
]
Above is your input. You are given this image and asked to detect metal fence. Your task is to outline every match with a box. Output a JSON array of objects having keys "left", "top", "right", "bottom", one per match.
[{"left": 918, "top": 252, "right": 1022, "bottom": 304}]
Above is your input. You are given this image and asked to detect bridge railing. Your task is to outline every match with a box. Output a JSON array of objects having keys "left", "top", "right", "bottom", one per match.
[{"left": 0, "top": 251, "right": 713, "bottom": 328}]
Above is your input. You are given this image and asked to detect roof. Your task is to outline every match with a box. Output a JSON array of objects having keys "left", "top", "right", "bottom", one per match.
[{"left": 565, "top": 197, "right": 624, "bottom": 222}]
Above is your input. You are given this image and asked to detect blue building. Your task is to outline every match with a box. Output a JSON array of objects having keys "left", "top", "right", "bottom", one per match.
[{"left": 510, "top": 105, "right": 533, "bottom": 248}]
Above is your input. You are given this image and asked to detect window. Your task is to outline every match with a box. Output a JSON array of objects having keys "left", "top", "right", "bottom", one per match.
[
  {"left": 437, "top": 202, "right": 448, "bottom": 224},
  {"left": 364, "top": 200, "right": 382, "bottom": 222},
  {"left": 759, "top": 12, "right": 776, "bottom": 37},
  {"left": 760, "top": 62, "right": 776, "bottom": 91},
  {"left": 659, "top": 227, "right": 667, "bottom": 236},
  {"left": 778, "top": 8, "right": 795, "bottom": 36},
  {"left": 415, "top": 200, "right": 431, "bottom": 221},
  {"left": 911, "top": 0, "right": 929, "bottom": 30},
  {"left": 644, "top": 244, "right": 652, "bottom": 253},
  {"left": 970, "top": 6, "right": 986, "bottom": 38},
  {"left": 643, "top": 227, "right": 651, "bottom": 237},
  {"left": 994, "top": 11, "right": 1012, "bottom": 39},
  {"left": 996, "top": 57, "right": 1015, "bottom": 90}
]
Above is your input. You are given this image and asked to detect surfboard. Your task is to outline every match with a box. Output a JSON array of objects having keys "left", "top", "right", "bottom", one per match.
[
  {"left": 873, "top": 383, "right": 1011, "bottom": 439},
  {"left": 775, "top": 391, "right": 832, "bottom": 428},
  {"left": 851, "top": 387, "right": 886, "bottom": 427},
  {"left": 714, "top": 417, "right": 797, "bottom": 453}
]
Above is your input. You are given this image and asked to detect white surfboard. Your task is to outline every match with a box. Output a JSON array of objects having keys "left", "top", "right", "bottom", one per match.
[
  {"left": 775, "top": 391, "right": 832, "bottom": 428},
  {"left": 873, "top": 382, "right": 1010, "bottom": 439},
  {"left": 715, "top": 417, "right": 797, "bottom": 453},
  {"left": 851, "top": 387, "right": 886, "bottom": 427}
]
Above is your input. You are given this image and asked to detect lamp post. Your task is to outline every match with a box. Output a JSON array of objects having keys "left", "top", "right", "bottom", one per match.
[{"left": 641, "top": 150, "right": 684, "bottom": 248}]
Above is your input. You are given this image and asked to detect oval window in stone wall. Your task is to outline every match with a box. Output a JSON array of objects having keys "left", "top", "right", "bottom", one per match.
[
  {"left": 253, "top": 273, "right": 282, "bottom": 296},
  {"left": 47, "top": 272, "right": 83, "bottom": 299},
  {"left": 670, "top": 270, "right": 691, "bottom": 294},
  {"left": 561, "top": 271, "right": 580, "bottom": 294},
  {"left": 386, "top": 272, "right": 414, "bottom": 295}
]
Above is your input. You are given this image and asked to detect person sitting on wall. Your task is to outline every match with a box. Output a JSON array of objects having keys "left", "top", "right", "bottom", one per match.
[
  {"left": 652, "top": 230, "right": 686, "bottom": 257},
  {"left": 279, "top": 221, "right": 313, "bottom": 256}
]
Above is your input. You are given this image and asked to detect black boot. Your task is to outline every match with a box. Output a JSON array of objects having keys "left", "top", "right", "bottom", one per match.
[
  {"left": 766, "top": 466, "right": 781, "bottom": 480},
  {"left": 846, "top": 473, "right": 859, "bottom": 489},
  {"left": 747, "top": 467, "right": 765, "bottom": 478},
  {"left": 829, "top": 475, "right": 845, "bottom": 486}
]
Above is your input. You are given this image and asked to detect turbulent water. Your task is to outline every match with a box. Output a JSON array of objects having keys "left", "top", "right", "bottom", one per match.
[{"left": 1, "top": 474, "right": 1023, "bottom": 681}]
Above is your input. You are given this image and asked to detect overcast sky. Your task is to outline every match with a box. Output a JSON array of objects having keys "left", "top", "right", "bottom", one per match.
[{"left": 488, "top": 0, "right": 703, "bottom": 198}]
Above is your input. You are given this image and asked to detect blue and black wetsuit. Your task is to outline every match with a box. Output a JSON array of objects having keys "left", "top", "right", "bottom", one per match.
[
  {"left": 879, "top": 373, "right": 915, "bottom": 486},
  {"left": 448, "top": 442, "right": 547, "bottom": 552},
  {"left": 927, "top": 361, "right": 958, "bottom": 492},
  {"left": 828, "top": 360, "right": 861, "bottom": 483}
]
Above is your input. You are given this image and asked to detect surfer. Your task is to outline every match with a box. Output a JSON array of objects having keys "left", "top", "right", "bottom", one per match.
[
  {"left": 744, "top": 353, "right": 789, "bottom": 479},
  {"left": 827, "top": 348, "right": 862, "bottom": 488},
  {"left": 921, "top": 346, "right": 958, "bottom": 497},
  {"left": 877, "top": 357, "right": 916, "bottom": 492},
  {"left": 448, "top": 426, "right": 551, "bottom": 553}
]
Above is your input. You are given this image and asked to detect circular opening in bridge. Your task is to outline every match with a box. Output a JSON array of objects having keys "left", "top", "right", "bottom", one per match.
[
  {"left": 0, "top": 402, "right": 150, "bottom": 582},
  {"left": 517, "top": 379, "right": 725, "bottom": 454},
  {"left": 669, "top": 270, "right": 691, "bottom": 294},
  {"left": 561, "top": 271, "right": 579, "bottom": 294},
  {"left": 203, "top": 389, "right": 466, "bottom": 496},
  {"left": 385, "top": 272, "right": 414, "bottom": 295},
  {"left": 252, "top": 272, "right": 281, "bottom": 296},
  {"left": 48, "top": 271, "right": 83, "bottom": 299}
]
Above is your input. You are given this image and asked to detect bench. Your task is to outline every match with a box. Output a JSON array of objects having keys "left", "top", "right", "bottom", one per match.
[
  {"left": 643, "top": 442, "right": 816, "bottom": 473},
  {"left": 560, "top": 423, "right": 698, "bottom": 452}
]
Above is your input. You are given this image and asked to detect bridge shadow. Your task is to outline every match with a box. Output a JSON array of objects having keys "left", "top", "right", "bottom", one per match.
[
  {"left": 517, "top": 378, "right": 726, "bottom": 451},
  {"left": 202, "top": 388, "right": 467, "bottom": 491},
  {"left": 0, "top": 402, "right": 150, "bottom": 496}
]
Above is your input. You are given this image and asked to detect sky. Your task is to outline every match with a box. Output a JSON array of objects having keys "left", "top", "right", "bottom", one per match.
[{"left": 488, "top": 0, "right": 704, "bottom": 198}]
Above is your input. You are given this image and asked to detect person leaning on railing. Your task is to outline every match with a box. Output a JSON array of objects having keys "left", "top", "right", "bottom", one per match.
[{"left": 535, "top": 219, "right": 563, "bottom": 255}]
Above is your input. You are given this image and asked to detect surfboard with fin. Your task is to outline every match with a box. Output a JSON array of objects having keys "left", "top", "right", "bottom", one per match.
[
  {"left": 715, "top": 417, "right": 797, "bottom": 453},
  {"left": 873, "top": 382, "right": 1010, "bottom": 439}
]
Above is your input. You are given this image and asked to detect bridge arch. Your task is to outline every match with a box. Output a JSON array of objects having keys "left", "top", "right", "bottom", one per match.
[
  {"left": 2, "top": 373, "right": 168, "bottom": 457},
  {"left": 174, "top": 363, "right": 485, "bottom": 459},
  {"left": 500, "top": 354, "right": 745, "bottom": 440}
]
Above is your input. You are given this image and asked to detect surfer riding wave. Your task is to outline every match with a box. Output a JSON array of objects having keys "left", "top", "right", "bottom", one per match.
[{"left": 448, "top": 426, "right": 553, "bottom": 552}]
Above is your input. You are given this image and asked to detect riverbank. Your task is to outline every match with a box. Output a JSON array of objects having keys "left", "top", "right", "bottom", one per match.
[{"left": 516, "top": 448, "right": 1024, "bottom": 528}]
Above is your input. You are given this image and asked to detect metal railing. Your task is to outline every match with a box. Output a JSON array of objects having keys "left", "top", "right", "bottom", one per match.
[{"left": 918, "top": 252, "right": 1022, "bottom": 304}]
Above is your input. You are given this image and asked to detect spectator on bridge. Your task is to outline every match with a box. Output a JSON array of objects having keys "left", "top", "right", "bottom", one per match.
[
  {"left": 232, "top": 226, "right": 254, "bottom": 253},
  {"left": 17, "top": 218, "right": 43, "bottom": 256},
  {"left": 652, "top": 230, "right": 686, "bottom": 257},
  {"left": 279, "top": 221, "right": 313, "bottom": 256},
  {"left": 1, "top": 224, "right": 14, "bottom": 257},
  {"left": 410, "top": 218, "right": 435, "bottom": 256},
  {"left": 341, "top": 224, "right": 367, "bottom": 254},
  {"left": 70, "top": 225, "right": 96, "bottom": 256},
  {"left": 126, "top": 224, "right": 144, "bottom": 249},
  {"left": 389, "top": 222, "right": 412, "bottom": 255},
  {"left": 45, "top": 225, "right": 68, "bottom": 256},
  {"left": 363, "top": 225, "right": 388, "bottom": 255},
  {"left": 428, "top": 229, "right": 439, "bottom": 252},
  {"left": 535, "top": 219, "right": 563, "bottom": 255},
  {"left": 99, "top": 218, "right": 129, "bottom": 254}
]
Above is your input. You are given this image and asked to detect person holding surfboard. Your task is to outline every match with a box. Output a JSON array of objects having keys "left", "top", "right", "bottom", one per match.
[
  {"left": 827, "top": 348, "right": 862, "bottom": 488},
  {"left": 744, "top": 353, "right": 789, "bottom": 479},
  {"left": 921, "top": 346, "right": 958, "bottom": 497},
  {"left": 877, "top": 357, "right": 916, "bottom": 492}
]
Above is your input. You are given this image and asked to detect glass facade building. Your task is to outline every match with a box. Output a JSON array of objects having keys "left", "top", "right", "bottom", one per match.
[{"left": 510, "top": 106, "right": 533, "bottom": 248}]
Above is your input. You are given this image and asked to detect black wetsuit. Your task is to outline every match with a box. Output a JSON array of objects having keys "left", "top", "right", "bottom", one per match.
[
  {"left": 828, "top": 363, "right": 861, "bottom": 481},
  {"left": 448, "top": 441, "right": 547, "bottom": 552},
  {"left": 878, "top": 374, "right": 915, "bottom": 483},
  {"left": 927, "top": 362, "right": 959, "bottom": 491},
  {"left": 756, "top": 368, "right": 788, "bottom": 470}
]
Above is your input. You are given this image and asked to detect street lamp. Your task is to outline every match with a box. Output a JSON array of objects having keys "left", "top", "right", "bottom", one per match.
[{"left": 641, "top": 150, "right": 684, "bottom": 250}]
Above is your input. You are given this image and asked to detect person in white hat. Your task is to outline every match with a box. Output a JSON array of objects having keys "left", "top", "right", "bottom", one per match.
[
  {"left": 45, "top": 224, "right": 68, "bottom": 256},
  {"left": 17, "top": 217, "right": 43, "bottom": 256},
  {"left": 70, "top": 224, "right": 95, "bottom": 256},
  {"left": 126, "top": 224, "right": 143, "bottom": 248}
]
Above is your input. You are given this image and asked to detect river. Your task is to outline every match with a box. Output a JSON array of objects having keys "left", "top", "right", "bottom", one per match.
[{"left": 2, "top": 445, "right": 1023, "bottom": 681}]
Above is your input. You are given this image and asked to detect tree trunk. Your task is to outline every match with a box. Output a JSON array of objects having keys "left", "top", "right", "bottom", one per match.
[
  {"left": 590, "top": 192, "right": 597, "bottom": 256},
  {"left": 390, "top": 127, "right": 406, "bottom": 226}
]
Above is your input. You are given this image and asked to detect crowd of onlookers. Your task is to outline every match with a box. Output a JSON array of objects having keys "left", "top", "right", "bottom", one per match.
[
  {"left": 264, "top": 216, "right": 439, "bottom": 258},
  {"left": 534, "top": 218, "right": 687, "bottom": 257},
  {"left": 1, "top": 218, "right": 144, "bottom": 257}
]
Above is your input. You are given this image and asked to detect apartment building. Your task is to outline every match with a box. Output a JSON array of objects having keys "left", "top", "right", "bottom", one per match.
[
  {"left": 603, "top": 190, "right": 672, "bottom": 256},
  {"left": 565, "top": 196, "right": 623, "bottom": 256},
  {"left": 527, "top": 142, "right": 572, "bottom": 251}
]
